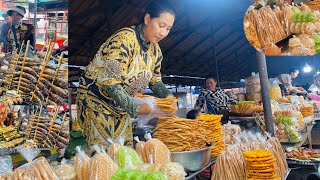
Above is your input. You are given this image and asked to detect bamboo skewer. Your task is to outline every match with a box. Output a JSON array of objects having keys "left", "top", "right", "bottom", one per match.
[
  {"left": 45, "top": 52, "right": 64, "bottom": 104},
  {"left": 33, "top": 103, "right": 43, "bottom": 143},
  {"left": 17, "top": 40, "right": 30, "bottom": 93},
  {"left": 30, "top": 42, "right": 54, "bottom": 103},
  {"left": 8, "top": 41, "right": 25, "bottom": 89},
  {"left": 44, "top": 105, "right": 60, "bottom": 148},
  {"left": 54, "top": 112, "right": 67, "bottom": 148}
]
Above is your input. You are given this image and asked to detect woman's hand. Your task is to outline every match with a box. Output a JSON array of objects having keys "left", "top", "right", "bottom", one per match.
[{"left": 138, "top": 103, "right": 152, "bottom": 115}]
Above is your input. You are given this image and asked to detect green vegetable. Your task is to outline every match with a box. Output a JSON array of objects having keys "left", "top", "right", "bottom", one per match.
[
  {"left": 292, "top": 6, "right": 301, "bottom": 14},
  {"left": 112, "top": 170, "right": 167, "bottom": 180},
  {"left": 277, "top": 116, "right": 294, "bottom": 126},
  {"left": 293, "top": 12, "right": 318, "bottom": 23},
  {"left": 286, "top": 126, "right": 301, "bottom": 142},
  {"left": 116, "top": 146, "right": 142, "bottom": 169}
]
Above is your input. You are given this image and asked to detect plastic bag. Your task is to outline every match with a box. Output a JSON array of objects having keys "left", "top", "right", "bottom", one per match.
[
  {"left": 133, "top": 163, "right": 186, "bottom": 180},
  {"left": 134, "top": 96, "right": 158, "bottom": 127},
  {"left": 107, "top": 138, "right": 123, "bottom": 162},
  {"left": 144, "top": 133, "right": 171, "bottom": 164},
  {"left": 52, "top": 158, "right": 76, "bottom": 180},
  {"left": 74, "top": 146, "right": 90, "bottom": 180},
  {"left": 13, "top": 148, "right": 59, "bottom": 180},
  {"left": 0, "top": 155, "right": 13, "bottom": 179},
  {"left": 116, "top": 145, "right": 142, "bottom": 169},
  {"left": 134, "top": 136, "right": 147, "bottom": 163},
  {"left": 90, "top": 145, "right": 118, "bottom": 180},
  {"left": 111, "top": 169, "right": 168, "bottom": 180},
  {"left": 286, "top": 126, "right": 301, "bottom": 142}
]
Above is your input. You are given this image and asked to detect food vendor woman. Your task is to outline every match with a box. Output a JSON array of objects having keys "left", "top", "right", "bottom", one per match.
[
  {"left": 276, "top": 69, "right": 308, "bottom": 96},
  {"left": 77, "top": 1, "right": 175, "bottom": 147}
]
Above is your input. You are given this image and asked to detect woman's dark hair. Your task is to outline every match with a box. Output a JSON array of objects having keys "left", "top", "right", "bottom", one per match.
[
  {"left": 186, "top": 109, "right": 200, "bottom": 119},
  {"left": 134, "top": 0, "right": 175, "bottom": 25},
  {"left": 289, "top": 68, "right": 299, "bottom": 74},
  {"left": 205, "top": 76, "right": 217, "bottom": 82}
]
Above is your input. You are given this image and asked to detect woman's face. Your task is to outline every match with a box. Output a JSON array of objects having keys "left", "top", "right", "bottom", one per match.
[
  {"left": 291, "top": 71, "right": 299, "bottom": 78},
  {"left": 12, "top": 11, "right": 22, "bottom": 22},
  {"left": 206, "top": 78, "right": 217, "bottom": 91},
  {"left": 144, "top": 11, "right": 175, "bottom": 43}
]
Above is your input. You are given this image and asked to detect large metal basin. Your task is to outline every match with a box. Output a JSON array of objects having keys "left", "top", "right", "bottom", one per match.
[{"left": 170, "top": 146, "right": 212, "bottom": 172}]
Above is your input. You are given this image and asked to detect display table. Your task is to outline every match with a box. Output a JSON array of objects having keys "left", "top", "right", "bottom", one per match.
[{"left": 281, "top": 123, "right": 315, "bottom": 149}]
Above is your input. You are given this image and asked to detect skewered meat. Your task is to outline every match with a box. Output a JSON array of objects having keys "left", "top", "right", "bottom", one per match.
[{"left": 13, "top": 72, "right": 37, "bottom": 83}]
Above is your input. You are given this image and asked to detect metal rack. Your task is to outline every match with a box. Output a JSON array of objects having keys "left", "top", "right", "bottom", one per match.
[{"left": 185, "top": 158, "right": 216, "bottom": 180}]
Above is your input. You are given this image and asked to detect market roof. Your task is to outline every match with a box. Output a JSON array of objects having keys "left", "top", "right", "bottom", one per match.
[{"left": 69, "top": 0, "right": 320, "bottom": 86}]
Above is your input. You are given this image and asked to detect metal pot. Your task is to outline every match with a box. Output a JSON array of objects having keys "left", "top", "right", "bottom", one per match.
[{"left": 170, "top": 146, "right": 212, "bottom": 172}]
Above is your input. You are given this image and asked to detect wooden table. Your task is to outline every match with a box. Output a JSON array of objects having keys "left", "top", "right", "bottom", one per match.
[{"left": 281, "top": 123, "right": 315, "bottom": 149}]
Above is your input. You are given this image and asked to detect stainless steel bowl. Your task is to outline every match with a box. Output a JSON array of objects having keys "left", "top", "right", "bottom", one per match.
[{"left": 170, "top": 146, "right": 212, "bottom": 172}]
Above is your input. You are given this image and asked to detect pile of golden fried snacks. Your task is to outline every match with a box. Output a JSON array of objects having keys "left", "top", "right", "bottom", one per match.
[
  {"left": 136, "top": 94, "right": 179, "bottom": 116},
  {"left": 300, "top": 106, "right": 314, "bottom": 118},
  {"left": 197, "top": 114, "right": 225, "bottom": 157},
  {"left": 243, "top": 150, "right": 281, "bottom": 180}
]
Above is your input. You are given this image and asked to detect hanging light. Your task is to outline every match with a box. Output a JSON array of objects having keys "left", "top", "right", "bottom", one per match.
[
  {"left": 303, "top": 63, "right": 312, "bottom": 73},
  {"left": 317, "top": 70, "right": 320, "bottom": 74}
]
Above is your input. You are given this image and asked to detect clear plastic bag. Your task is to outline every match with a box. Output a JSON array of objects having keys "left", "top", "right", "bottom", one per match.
[
  {"left": 111, "top": 169, "right": 168, "bottom": 180},
  {"left": 286, "top": 126, "right": 302, "bottom": 142},
  {"left": 90, "top": 145, "right": 118, "bottom": 180},
  {"left": 52, "top": 158, "right": 76, "bottom": 180},
  {"left": 133, "top": 162, "right": 186, "bottom": 180},
  {"left": 144, "top": 133, "right": 171, "bottom": 164},
  {"left": 116, "top": 145, "right": 142, "bottom": 169},
  {"left": 107, "top": 138, "right": 123, "bottom": 162},
  {"left": 134, "top": 136, "right": 147, "bottom": 163},
  {"left": 0, "top": 155, "right": 13, "bottom": 180},
  {"left": 74, "top": 146, "right": 90, "bottom": 180},
  {"left": 14, "top": 148, "right": 59, "bottom": 180}
]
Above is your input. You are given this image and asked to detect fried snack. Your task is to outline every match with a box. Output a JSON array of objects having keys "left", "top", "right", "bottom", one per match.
[
  {"left": 136, "top": 94, "right": 179, "bottom": 116},
  {"left": 266, "top": 138, "right": 289, "bottom": 178},
  {"left": 230, "top": 104, "right": 263, "bottom": 116},
  {"left": 144, "top": 134, "right": 171, "bottom": 163},
  {"left": 276, "top": 97, "right": 290, "bottom": 104},
  {"left": 153, "top": 117, "right": 211, "bottom": 152},
  {"left": 52, "top": 163, "right": 76, "bottom": 180},
  {"left": 197, "top": 114, "right": 225, "bottom": 156},
  {"left": 74, "top": 147, "right": 90, "bottom": 180},
  {"left": 244, "top": 10, "right": 262, "bottom": 49},
  {"left": 243, "top": 150, "right": 281, "bottom": 180},
  {"left": 211, "top": 146, "right": 246, "bottom": 180},
  {"left": 263, "top": 43, "right": 281, "bottom": 56},
  {"left": 107, "top": 142, "right": 122, "bottom": 162},
  {"left": 274, "top": 110, "right": 294, "bottom": 118},
  {"left": 300, "top": 106, "right": 314, "bottom": 118},
  {"left": 90, "top": 147, "right": 118, "bottom": 180},
  {"left": 134, "top": 137, "right": 148, "bottom": 163},
  {"left": 254, "top": 6, "right": 287, "bottom": 47},
  {"left": 304, "top": 0, "right": 320, "bottom": 11},
  {"left": 288, "top": 37, "right": 301, "bottom": 47},
  {"left": 269, "top": 86, "right": 282, "bottom": 101},
  {"left": 133, "top": 162, "right": 185, "bottom": 180}
]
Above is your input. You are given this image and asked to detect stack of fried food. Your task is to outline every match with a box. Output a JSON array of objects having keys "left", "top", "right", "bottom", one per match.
[
  {"left": 135, "top": 135, "right": 171, "bottom": 164},
  {"left": 197, "top": 114, "right": 225, "bottom": 157},
  {"left": 287, "top": 147, "right": 320, "bottom": 160},
  {"left": 136, "top": 94, "right": 179, "bottom": 116},
  {"left": 300, "top": 106, "right": 314, "bottom": 118},
  {"left": 211, "top": 136, "right": 288, "bottom": 180},
  {"left": 276, "top": 97, "right": 290, "bottom": 104},
  {"left": 153, "top": 117, "right": 211, "bottom": 152},
  {"left": 243, "top": 150, "right": 281, "bottom": 180},
  {"left": 231, "top": 104, "right": 263, "bottom": 116},
  {"left": 305, "top": 0, "right": 320, "bottom": 11}
]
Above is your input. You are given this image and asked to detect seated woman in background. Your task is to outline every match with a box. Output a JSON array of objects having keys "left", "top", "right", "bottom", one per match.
[
  {"left": 186, "top": 109, "right": 202, "bottom": 119},
  {"left": 194, "top": 76, "right": 238, "bottom": 123}
]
